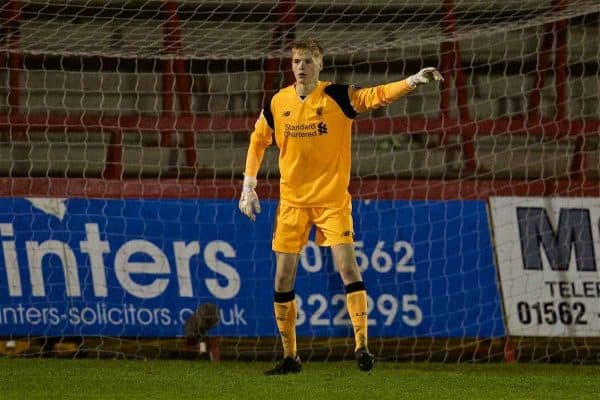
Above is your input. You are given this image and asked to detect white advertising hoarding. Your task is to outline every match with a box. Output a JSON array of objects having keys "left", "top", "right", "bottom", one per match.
[{"left": 490, "top": 197, "right": 600, "bottom": 337}]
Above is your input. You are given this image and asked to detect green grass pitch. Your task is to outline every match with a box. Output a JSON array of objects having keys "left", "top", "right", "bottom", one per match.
[{"left": 1, "top": 358, "right": 599, "bottom": 399}]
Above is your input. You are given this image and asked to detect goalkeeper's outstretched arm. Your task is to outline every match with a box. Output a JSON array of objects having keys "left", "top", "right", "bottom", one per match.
[
  {"left": 239, "top": 111, "right": 273, "bottom": 221},
  {"left": 350, "top": 67, "right": 444, "bottom": 113}
]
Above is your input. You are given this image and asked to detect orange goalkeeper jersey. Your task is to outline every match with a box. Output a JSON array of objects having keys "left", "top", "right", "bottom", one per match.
[{"left": 245, "top": 80, "right": 414, "bottom": 208}]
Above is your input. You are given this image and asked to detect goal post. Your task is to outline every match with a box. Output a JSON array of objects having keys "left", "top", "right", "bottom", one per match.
[{"left": 0, "top": 0, "right": 599, "bottom": 362}]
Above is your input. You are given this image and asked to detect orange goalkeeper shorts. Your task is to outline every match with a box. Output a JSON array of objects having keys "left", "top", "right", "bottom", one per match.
[{"left": 272, "top": 202, "right": 355, "bottom": 254}]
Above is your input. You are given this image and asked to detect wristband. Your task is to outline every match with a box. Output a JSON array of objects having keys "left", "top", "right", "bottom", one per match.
[{"left": 242, "top": 175, "right": 257, "bottom": 192}]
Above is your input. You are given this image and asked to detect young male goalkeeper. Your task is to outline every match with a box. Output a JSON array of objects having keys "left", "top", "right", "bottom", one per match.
[{"left": 239, "top": 39, "right": 443, "bottom": 375}]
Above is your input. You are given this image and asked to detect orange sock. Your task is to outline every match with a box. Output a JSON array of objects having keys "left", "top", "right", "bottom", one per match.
[
  {"left": 274, "top": 291, "right": 297, "bottom": 358},
  {"left": 345, "top": 282, "right": 368, "bottom": 351}
]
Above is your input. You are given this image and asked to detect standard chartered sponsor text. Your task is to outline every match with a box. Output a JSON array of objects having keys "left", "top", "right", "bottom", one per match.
[
  {"left": 0, "top": 223, "right": 240, "bottom": 300},
  {"left": 284, "top": 123, "right": 318, "bottom": 137}
]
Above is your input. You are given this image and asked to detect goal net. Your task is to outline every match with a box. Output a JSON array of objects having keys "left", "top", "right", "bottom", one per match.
[{"left": 0, "top": 0, "right": 599, "bottom": 362}]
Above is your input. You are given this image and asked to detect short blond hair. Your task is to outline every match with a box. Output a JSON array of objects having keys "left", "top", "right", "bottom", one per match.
[{"left": 290, "top": 38, "right": 324, "bottom": 58}]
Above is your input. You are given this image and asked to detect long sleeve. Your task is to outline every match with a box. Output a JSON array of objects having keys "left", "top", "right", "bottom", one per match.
[
  {"left": 349, "top": 79, "right": 415, "bottom": 113},
  {"left": 244, "top": 111, "right": 273, "bottom": 177}
]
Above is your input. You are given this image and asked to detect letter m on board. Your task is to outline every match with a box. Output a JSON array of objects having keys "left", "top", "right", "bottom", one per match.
[{"left": 516, "top": 207, "right": 596, "bottom": 271}]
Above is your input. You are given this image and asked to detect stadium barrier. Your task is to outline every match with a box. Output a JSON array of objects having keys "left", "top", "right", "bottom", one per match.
[{"left": 1, "top": 178, "right": 600, "bottom": 362}]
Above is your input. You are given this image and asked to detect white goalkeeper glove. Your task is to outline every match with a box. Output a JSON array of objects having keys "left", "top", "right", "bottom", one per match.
[
  {"left": 407, "top": 67, "right": 444, "bottom": 89},
  {"left": 239, "top": 176, "right": 261, "bottom": 221}
]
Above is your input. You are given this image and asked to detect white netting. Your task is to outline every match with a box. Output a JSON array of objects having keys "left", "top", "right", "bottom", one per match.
[
  {"left": 2, "top": 1, "right": 599, "bottom": 59},
  {"left": 0, "top": 0, "right": 599, "bottom": 362}
]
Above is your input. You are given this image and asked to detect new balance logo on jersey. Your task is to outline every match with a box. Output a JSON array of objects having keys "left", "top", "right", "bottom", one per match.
[{"left": 318, "top": 122, "right": 328, "bottom": 135}]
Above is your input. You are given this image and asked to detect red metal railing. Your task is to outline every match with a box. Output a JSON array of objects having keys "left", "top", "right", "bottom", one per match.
[
  {"left": 1, "top": 114, "right": 597, "bottom": 139},
  {"left": 0, "top": 0, "right": 598, "bottom": 181},
  {"left": 2, "top": 0, "right": 22, "bottom": 133},
  {"left": 1, "top": 176, "right": 599, "bottom": 200},
  {"left": 440, "top": 0, "right": 475, "bottom": 170}
]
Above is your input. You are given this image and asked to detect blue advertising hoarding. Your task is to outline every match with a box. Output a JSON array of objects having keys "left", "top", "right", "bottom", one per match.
[{"left": 0, "top": 197, "right": 504, "bottom": 338}]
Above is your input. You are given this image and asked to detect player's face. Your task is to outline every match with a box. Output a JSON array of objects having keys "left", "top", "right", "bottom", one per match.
[{"left": 292, "top": 49, "right": 322, "bottom": 86}]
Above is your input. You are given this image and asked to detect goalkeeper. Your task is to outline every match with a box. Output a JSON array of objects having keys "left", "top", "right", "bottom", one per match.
[{"left": 239, "top": 38, "right": 442, "bottom": 375}]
